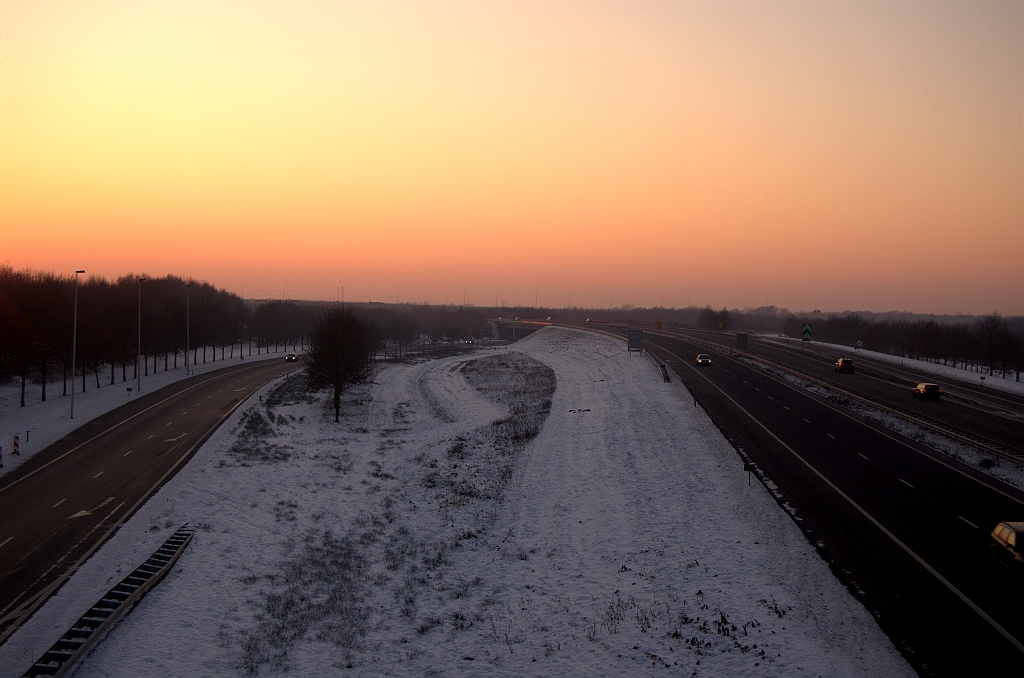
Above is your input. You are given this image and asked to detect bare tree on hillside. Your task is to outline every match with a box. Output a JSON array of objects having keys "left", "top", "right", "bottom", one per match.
[{"left": 304, "top": 306, "right": 375, "bottom": 422}]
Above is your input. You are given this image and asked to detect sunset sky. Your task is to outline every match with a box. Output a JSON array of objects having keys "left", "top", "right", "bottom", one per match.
[{"left": 1, "top": 1, "right": 1021, "bottom": 314}]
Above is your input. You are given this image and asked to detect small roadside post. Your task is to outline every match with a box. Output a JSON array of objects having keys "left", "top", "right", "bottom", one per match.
[
  {"left": 13, "top": 435, "right": 20, "bottom": 456},
  {"left": 127, "top": 387, "right": 133, "bottom": 399},
  {"left": 627, "top": 329, "right": 643, "bottom": 354},
  {"left": 744, "top": 462, "right": 756, "bottom": 486}
]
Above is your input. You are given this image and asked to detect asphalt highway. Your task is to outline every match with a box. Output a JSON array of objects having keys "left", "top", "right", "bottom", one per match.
[
  {"left": 0, "top": 358, "right": 299, "bottom": 644},
  {"left": 568, "top": 323, "right": 1024, "bottom": 675},
  {"left": 680, "top": 328, "right": 1024, "bottom": 454}
]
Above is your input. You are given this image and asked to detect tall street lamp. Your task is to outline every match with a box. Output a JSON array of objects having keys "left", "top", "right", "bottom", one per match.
[
  {"left": 70, "top": 270, "right": 85, "bottom": 419},
  {"left": 186, "top": 281, "right": 193, "bottom": 375},
  {"left": 137, "top": 276, "right": 145, "bottom": 393}
]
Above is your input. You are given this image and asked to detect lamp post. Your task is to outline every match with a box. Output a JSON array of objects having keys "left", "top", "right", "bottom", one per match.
[
  {"left": 137, "top": 276, "right": 145, "bottom": 393},
  {"left": 240, "top": 283, "right": 246, "bottom": 360},
  {"left": 186, "top": 281, "right": 193, "bottom": 375},
  {"left": 70, "top": 270, "right": 85, "bottom": 419}
]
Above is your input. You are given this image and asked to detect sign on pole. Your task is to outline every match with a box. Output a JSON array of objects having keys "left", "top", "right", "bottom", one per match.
[
  {"left": 802, "top": 324, "right": 812, "bottom": 342},
  {"left": 627, "top": 329, "right": 643, "bottom": 353},
  {"left": 736, "top": 333, "right": 747, "bottom": 350}
]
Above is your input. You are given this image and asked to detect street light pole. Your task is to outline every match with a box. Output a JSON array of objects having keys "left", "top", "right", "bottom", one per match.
[
  {"left": 186, "top": 282, "right": 193, "bottom": 375},
  {"left": 70, "top": 270, "right": 84, "bottom": 419},
  {"left": 137, "top": 276, "right": 145, "bottom": 393}
]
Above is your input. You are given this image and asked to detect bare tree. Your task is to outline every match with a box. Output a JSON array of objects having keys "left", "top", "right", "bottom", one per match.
[{"left": 304, "top": 306, "right": 375, "bottom": 422}]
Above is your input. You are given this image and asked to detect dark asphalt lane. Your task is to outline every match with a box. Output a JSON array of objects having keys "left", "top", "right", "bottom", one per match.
[
  {"left": 670, "top": 328, "right": 1024, "bottom": 454},
  {"left": 0, "top": 358, "right": 299, "bottom": 643},
  {"left": 561, "top": 322, "right": 1024, "bottom": 675}
]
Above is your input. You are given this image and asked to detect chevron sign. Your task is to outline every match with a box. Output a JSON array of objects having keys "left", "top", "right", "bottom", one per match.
[{"left": 802, "top": 324, "right": 812, "bottom": 342}]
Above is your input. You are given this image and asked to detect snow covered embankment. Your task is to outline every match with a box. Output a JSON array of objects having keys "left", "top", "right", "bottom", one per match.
[{"left": 1, "top": 327, "right": 911, "bottom": 677}]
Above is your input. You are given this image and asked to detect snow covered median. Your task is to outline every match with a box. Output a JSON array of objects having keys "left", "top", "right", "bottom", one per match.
[{"left": 0, "top": 327, "right": 910, "bottom": 676}]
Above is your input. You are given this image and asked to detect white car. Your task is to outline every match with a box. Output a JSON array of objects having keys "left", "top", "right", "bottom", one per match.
[{"left": 696, "top": 353, "right": 711, "bottom": 365}]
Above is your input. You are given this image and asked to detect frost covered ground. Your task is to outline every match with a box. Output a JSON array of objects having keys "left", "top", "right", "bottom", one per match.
[
  {"left": 758, "top": 336, "right": 1024, "bottom": 396},
  {"left": 0, "top": 350, "right": 286, "bottom": 477},
  {"left": 0, "top": 328, "right": 911, "bottom": 677}
]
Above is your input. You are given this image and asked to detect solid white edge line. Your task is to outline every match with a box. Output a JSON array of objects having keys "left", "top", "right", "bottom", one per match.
[
  {"left": 0, "top": 372, "right": 291, "bottom": 643},
  {"left": 648, "top": 338, "right": 1024, "bottom": 655},
  {"left": 0, "top": 361, "right": 294, "bottom": 494},
  {"left": 667, "top": 333, "right": 1024, "bottom": 507}
]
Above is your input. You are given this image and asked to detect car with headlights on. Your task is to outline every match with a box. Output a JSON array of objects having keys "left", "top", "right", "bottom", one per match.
[
  {"left": 912, "top": 383, "right": 942, "bottom": 400},
  {"left": 285, "top": 352, "right": 298, "bottom": 362},
  {"left": 834, "top": 357, "right": 855, "bottom": 373},
  {"left": 696, "top": 353, "right": 712, "bottom": 365}
]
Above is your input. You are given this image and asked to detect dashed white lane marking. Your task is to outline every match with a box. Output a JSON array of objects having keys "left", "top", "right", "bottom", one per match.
[
  {"left": 93, "top": 471, "right": 103, "bottom": 479},
  {"left": 959, "top": 515, "right": 980, "bottom": 530},
  {"left": 148, "top": 435, "right": 154, "bottom": 439},
  {"left": 166, "top": 421, "right": 173, "bottom": 426},
  {"left": 826, "top": 433, "right": 836, "bottom": 439},
  {"left": 0, "top": 537, "right": 12, "bottom": 549},
  {"left": 53, "top": 498, "right": 66, "bottom": 508},
  {"left": 232, "top": 388, "right": 246, "bottom": 392},
  {"left": 124, "top": 450, "right": 132, "bottom": 456},
  {"left": 858, "top": 453, "right": 870, "bottom": 461},
  {"left": 803, "top": 418, "right": 811, "bottom": 423},
  {"left": 181, "top": 411, "right": 188, "bottom": 416},
  {"left": 783, "top": 405, "right": 790, "bottom": 410},
  {"left": 900, "top": 478, "right": 914, "bottom": 488}
]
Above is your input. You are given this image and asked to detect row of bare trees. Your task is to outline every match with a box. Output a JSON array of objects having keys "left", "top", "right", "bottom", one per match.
[
  {"left": 0, "top": 268, "right": 317, "bottom": 406},
  {"left": 782, "top": 313, "right": 1023, "bottom": 380}
]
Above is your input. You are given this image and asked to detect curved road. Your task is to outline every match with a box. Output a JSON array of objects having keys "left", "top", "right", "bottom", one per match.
[{"left": 0, "top": 358, "right": 299, "bottom": 643}]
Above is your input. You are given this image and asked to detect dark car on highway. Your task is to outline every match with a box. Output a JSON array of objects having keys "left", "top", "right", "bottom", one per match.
[
  {"left": 696, "top": 353, "right": 711, "bottom": 365},
  {"left": 990, "top": 522, "right": 1024, "bottom": 573},
  {"left": 834, "top": 358, "right": 855, "bottom": 373},
  {"left": 285, "top": 352, "right": 298, "bottom": 362},
  {"left": 912, "top": 383, "right": 942, "bottom": 400}
]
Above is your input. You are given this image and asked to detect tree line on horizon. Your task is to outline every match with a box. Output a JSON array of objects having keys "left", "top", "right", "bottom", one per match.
[{"left": 0, "top": 267, "right": 496, "bottom": 407}]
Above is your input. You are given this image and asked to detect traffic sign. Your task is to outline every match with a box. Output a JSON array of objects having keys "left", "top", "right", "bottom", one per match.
[{"left": 802, "top": 324, "right": 812, "bottom": 342}]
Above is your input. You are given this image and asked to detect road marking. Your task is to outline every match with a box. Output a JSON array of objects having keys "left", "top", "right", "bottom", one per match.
[
  {"left": 93, "top": 471, "right": 103, "bottom": 479},
  {"left": 0, "top": 537, "right": 12, "bottom": 549},
  {"left": 783, "top": 405, "right": 790, "bottom": 410},
  {"left": 124, "top": 450, "right": 132, "bottom": 457},
  {"left": 166, "top": 422, "right": 173, "bottom": 426},
  {"left": 68, "top": 511, "right": 90, "bottom": 519},
  {"left": 181, "top": 412, "right": 188, "bottom": 416},
  {"left": 90, "top": 496, "right": 114, "bottom": 512},
  {"left": 163, "top": 433, "right": 188, "bottom": 443},
  {"left": 959, "top": 516, "right": 980, "bottom": 530},
  {"left": 52, "top": 498, "right": 66, "bottom": 508},
  {"left": 858, "top": 453, "right": 870, "bottom": 461},
  {"left": 232, "top": 388, "right": 246, "bottom": 392},
  {"left": 900, "top": 478, "right": 914, "bottom": 488},
  {"left": 148, "top": 435, "right": 154, "bottom": 439},
  {"left": 644, "top": 340, "right": 1024, "bottom": 655},
  {"left": 803, "top": 418, "right": 811, "bottom": 424},
  {"left": 766, "top": 395, "right": 773, "bottom": 400},
  {"left": 826, "top": 433, "right": 835, "bottom": 439}
]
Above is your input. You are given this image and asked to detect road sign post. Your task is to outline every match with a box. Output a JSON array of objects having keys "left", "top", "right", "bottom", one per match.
[
  {"left": 743, "top": 462, "right": 755, "bottom": 485},
  {"left": 802, "top": 324, "right": 812, "bottom": 344},
  {"left": 627, "top": 329, "right": 643, "bottom": 354},
  {"left": 13, "top": 435, "right": 20, "bottom": 456}
]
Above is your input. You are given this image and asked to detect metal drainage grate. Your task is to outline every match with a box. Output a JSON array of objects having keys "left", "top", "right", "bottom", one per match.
[{"left": 23, "top": 524, "right": 196, "bottom": 678}]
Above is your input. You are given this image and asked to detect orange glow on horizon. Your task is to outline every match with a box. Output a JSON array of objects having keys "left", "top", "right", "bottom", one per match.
[{"left": 1, "top": 1, "right": 1020, "bottom": 314}]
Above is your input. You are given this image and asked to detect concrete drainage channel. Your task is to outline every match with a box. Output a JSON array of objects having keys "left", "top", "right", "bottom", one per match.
[{"left": 23, "top": 524, "right": 196, "bottom": 678}]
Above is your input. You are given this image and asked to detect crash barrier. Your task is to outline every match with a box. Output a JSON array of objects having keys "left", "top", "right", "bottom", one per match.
[{"left": 23, "top": 524, "right": 197, "bottom": 678}]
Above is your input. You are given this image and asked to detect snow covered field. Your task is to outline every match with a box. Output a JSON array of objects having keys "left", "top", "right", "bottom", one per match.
[
  {"left": 759, "top": 336, "right": 1024, "bottom": 396},
  {"left": 0, "top": 328, "right": 911, "bottom": 676},
  {"left": 0, "top": 350, "right": 287, "bottom": 477}
]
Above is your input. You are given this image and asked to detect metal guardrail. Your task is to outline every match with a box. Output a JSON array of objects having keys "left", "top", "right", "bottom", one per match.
[{"left": 23, "top": 524, "right": 196, "bottom": 678}]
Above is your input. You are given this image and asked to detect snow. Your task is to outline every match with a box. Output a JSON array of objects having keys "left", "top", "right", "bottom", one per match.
[
  {"left": 759, "top": 336, "right": 1024, "bottom": 396},
  {"left": 0, "top": 327, "right": 911, "bottom": 676},
  {"left": 0, "top": 349, "right": 289, "bottom": 477}
]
